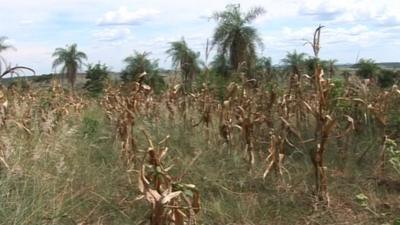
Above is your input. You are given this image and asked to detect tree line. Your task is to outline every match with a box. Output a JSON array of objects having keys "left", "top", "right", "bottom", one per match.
[{"left": 0, "top": 4, "right": 398, "bottom": 95}]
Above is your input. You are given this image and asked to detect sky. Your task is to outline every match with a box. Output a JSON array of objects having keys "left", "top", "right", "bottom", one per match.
[{"left": 0, "top": 0, "right": 400, "bottom": 74}]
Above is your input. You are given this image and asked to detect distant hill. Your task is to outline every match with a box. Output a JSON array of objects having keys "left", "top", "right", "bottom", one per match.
[{"left": 337, "top": 62, "right": 400, "bottom": 70}]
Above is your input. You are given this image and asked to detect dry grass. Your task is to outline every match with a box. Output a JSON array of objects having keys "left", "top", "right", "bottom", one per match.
[{"left": 0, "top": 60, "right": 398, "bottom": 225}]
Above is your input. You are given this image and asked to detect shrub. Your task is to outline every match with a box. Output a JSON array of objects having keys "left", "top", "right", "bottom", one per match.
[
  {"left": 354, "top": 58, "right": 380, "bottom": 79},
  {"left": 84, "top": 63, "right": 109, "bottom": 96},
  {"left": 378, "top": 69, "right": 398, "bottom": 88}
]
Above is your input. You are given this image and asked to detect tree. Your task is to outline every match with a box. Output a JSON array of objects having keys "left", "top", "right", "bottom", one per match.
[
  {"left": 84, "top": 63, "right": 109, "bottom": 96},
  {"left": 121, "top": 51, "right": 165, "bottom": 93},
  {"left": 0, "top": 37, "right": 35, "bottom": 79},
  {"left": 354, "top": 58, "right": 380, "bottom": 79},
  {"left": 52, "top": 43, "right": 87, "bottom": 90},
  {"left": 211, "top": 4, "right": 265, "bottom": 76},
  {"left": 304, "top": 57, "right": 329, "bottom": 76},
  {"left": 281, "top": 50, "right": 307, "bottom": 75},
  {"left": 210, "top": 54, "right": 230, "bottom": 77},
  {"left": 378, "top": 69, "right": 399, "bottom": 88},
  {"left": 255, "top": 56, "right": 272, "bottom": 81},
  {"left": 166, "top": 38, "right": 200, "bottom": 91}
]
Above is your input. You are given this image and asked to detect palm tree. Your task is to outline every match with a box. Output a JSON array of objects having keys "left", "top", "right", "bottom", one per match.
[
  {"left": 304, "top": 57, "right": 329, "bottom": 76},
  {"left": 0, "top": 37, "right": 35, "bottom": 79},
  {"left": 52, "top": 43, "right": 87, "bottom": 90},
  {"left": 281, "top": 50, "right": 307, "bottom": 75},
  {"left": 121, "top": 51, "right": 165, "bottom": 93},
  {"left": 210, "top": 54, "right": 230, "bottom": 77},
  {"left": 122, "top": 51, "right": 154, "bottom": 82},
  {"left": 212, "top": 4, "right": 265, "bottom": 76},
  {"left": 166, "top": 38, "right": 200, "bottom": 90},
  {"left": 255, "top": 56, "right": 273, "bottom": 81}
]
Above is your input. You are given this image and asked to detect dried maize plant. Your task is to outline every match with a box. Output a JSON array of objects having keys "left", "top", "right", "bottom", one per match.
[
  {"left": 164, "top": 84, "right": 183, "bottom": 121},
  {"left": 102, "top": 82, "right": 154, "bottom": 166},
  {"left": 335, "top": 115, "right": 355, "bottom": 172},
  {"left": 231, "top": 82, "right": 265, "bottom": 166},
  {"left": 102, "top": 85, "right": 137, "bottom": 166},
  {"left": 192, "top": 85, "right": 217, "bottom": 143},
  {"left": 4, "top": 88, "right": 36, "bottom": 135},
  {"left": 228, "top": 83, "right": 255, "bottom": 160},
  {"left": 366, "top": 89, "right": 400, "bottom": 177},
  {"left": 192, "top": 84, "right": 214, "bottom": 128},
  {"left": 340, "top": 76, "right": 375, "bottom": 133},
  {"left": 302, "top": 26, "right": 337, "bottom": 207},
  {"left": 143, "top": 90, "right": 160, "bottom": 121},
  {"left": 138, "top": 131, "right": 200, "bottom": 225},
  {"left": 263, "top": 93, "right": 301, "bottom": 181},
  {"left": 217, "top": 82, "right": 240, "bottom": 148},
  {"left": 286, "top": 71, "right": 307, "bottom": 131},
  {"left": 0, "top": 88, "right": 8, "bottom": 127},
  {"left": 304, "top": 64, "right": 336, "bottom": 207},
  {"left": 339, "top": 82, "right": 399, "bottom": 176},
  {"left": 263, "top": 131, "right": 285, "bottom": 179},
  {"left": 262, "top": 88, "right": 277, "bottom": 129},
  {"left": 218, "top": 82, "right": 263, "bottom": 155},
  {"left": 218, "top": 100, "right": 235, "bottom": 149},
  {"left": 36, "top": 88, "right": 87, "bottom": 134},
  {"left": 165, "top": 84, "right": 192, "bottom": 125}
]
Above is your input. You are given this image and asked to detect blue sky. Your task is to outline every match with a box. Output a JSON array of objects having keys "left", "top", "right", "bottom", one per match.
[{"left": 1, "top": 0, "right": 400, "bottom": 74}]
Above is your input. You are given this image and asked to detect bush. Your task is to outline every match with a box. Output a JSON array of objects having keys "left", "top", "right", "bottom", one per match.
[
  {"left": 84, "top": 63, "right": 109, "bottom": 97},
  {"left": 354, "top": 58, "right": 380, "bottom": 79},
  {"left": 378, "top": 69, "right": 398, "bottom": 88}
]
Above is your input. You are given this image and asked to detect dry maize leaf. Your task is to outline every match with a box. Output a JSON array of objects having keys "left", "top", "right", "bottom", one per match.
[
  {"left": 223, "top": 100, "right": 230, "bottom": 108},
  {"left": 161, "top": 191, "right": 182, "bottom": 204},
  {"left": 134, "top": 195, "right": 145, "bottom": 201},
  {"left": 174, "top": 209, "right": 185, "bottom": 225},
  {"left": 159, "top": 147, "right": 169, "bottom": 161},
  {"left": 146, "top": 188, "right": 161, "bottom": 205},
  {"left": 233, "top": 124, "right": 243, "bottom": 131},
  {"left": 0, "top": 156, "right": 9, "bottom": 169},
  {"left": 250, "top": 151, "right": 255, "bottom": 165},
  {"left": 344, "top": 115, "right": 355, "bottom": 131},
  {"left": 323, "top": 117, "right": 336, "bottom": 136},
  {"left": 263, "top": 160, "right": 275, "bottom": 178},
  {"left": 141, "top": 84, "right": 151, "bottom": 91},
  {"left": 279, "top": 153, "right": 285, "bottom": 163},
  {"left": 303, "top": 101, "right": 313, "bottom": 112},
  {"left": 10, "top": 120, "right": 32, "bottom": 135},
  {"left": 139, "top": 166, "right": 150, "bottom": 192}
]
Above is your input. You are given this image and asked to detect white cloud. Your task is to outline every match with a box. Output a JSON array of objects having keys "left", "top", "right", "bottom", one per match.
[
  {"left": 19, "top": 20, "right": 34, "bottom": 25},
  {"left": 298, "top": 0, "right": 400, "bottom": 26},
  {"left": 98, "top": 7, "right": 160, "bottom": 25},
  {"left": 93, "top": 27, "right": 132, "bottom": 41}
]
